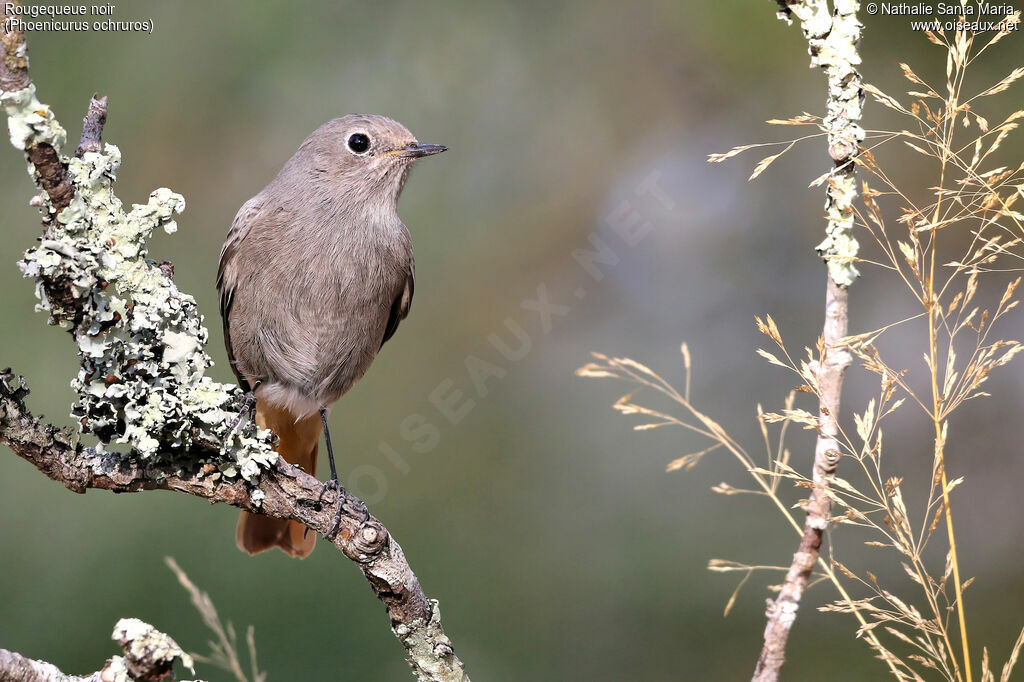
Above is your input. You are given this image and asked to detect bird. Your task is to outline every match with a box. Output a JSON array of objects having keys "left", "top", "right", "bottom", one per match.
[{"left": 216, "top": 114, "right": 446, "bottom": 558}]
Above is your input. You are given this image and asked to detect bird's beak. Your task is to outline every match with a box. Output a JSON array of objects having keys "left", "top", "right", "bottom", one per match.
[{"left": 400, "top": 142, "right": 447, "bottom": 158}]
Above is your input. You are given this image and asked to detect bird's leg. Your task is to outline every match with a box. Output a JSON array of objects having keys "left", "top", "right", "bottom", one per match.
[
  {"left": 321, "top": 407, "right": 340, "bottom": 486},
  {"left": 228, "top": 380, "right": 262, "bottom": 434},
  {"left": 319, "top": 407, "right": 347, "bottom": 541}
]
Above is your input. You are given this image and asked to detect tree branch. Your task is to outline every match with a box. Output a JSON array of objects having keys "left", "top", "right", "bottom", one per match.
[
  {"left": 753, "top": 2, "right": 863, "bottom": 680},
  {"left": 0, "top": 618, "right": 199, "bottom": 682},
  {"left": 0, "top": 649, "right": 82, "bottom": 682},
  {"left": 0, "top": 3, "right": 467, "bottom": 680},
  {"left": 0, "top": 370, "right": 463, "bottom": 677}
]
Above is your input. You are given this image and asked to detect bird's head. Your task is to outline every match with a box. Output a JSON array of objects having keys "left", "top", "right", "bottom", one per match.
[{"left": 296, "top": 114, "right": 446, "bottom": 214}]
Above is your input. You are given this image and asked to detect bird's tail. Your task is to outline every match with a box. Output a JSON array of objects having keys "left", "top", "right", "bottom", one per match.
[{"left": 236, "top": 399, "right": 322, "bottom": 558}]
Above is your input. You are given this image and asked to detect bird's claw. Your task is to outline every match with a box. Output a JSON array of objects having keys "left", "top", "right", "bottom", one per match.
[
  {"left": 316, "top": 476, "right": 342, "bottom": 505},
  {"left": 319, "top": 477, "right": 346, "bottom": 541},
  {"left": 326, "top": 505, "right": 345, "bottom": 541},
  {"left": 228, "top": 385, "right": 260, "bottom": 435}
]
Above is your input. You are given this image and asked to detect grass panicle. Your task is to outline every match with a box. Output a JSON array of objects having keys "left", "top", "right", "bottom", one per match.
[{"left": 584, "top": 7, "right": 1023, "bottom": 680}]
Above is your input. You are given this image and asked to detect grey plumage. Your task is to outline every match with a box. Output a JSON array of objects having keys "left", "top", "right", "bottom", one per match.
[
  {"left": 220, "top": 114, "right": 444, "bottom": 557},
  {"left": 217, "top": 114, "right": 443, "bottom": 419}
]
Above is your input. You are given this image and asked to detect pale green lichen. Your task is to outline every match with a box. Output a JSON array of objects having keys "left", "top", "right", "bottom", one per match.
[
  {"left": 0, "top": 83, "right": 67, "bottom": 152},
  {"left": 779, "top": 0, "right": 864, "bottom": 287},
  {"left": 394, "top": 601, "right": 466, "bottom": 682},
  {"left": 816, "top": 186, "right": 861, "bottom": 287},
  {"left": 107, "top": 618, "right": 201, "bottom": 682},
  {"left": 250, "top": 487, "right": 266, "bottom": 507},
  {"left": 8, "top": 87, "right": 276, "bottom": 482}
]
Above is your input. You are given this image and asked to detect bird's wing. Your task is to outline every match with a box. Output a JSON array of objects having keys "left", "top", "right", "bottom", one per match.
[
  {"left": 216, "top": 196, "right": 264, "bottom": 391},
  {"left": 381, "top": 256, "right": 415, "bottom": 348}
]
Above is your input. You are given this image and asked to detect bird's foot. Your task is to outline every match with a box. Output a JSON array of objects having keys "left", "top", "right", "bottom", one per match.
[
  {"left": 228, "top": 381, "right": 262, "bottom": 435},
  {"left": 228, "top": 391, "right": 258, "bottom": 434},
  {"left": 319, "top": 476, "right": 346, "bottom": 541}
]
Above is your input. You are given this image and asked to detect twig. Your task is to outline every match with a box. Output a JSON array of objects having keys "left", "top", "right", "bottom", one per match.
[
  {"left": 0, "top": 618, "right": 199, "bottom": 682},
  {"left": 0, "top": 649, "right": 83, "bottom": 682},
  {"left": 1, "top": 4, "right": 72, "bottom": 213},
  {"left": 0, "top": 3, "right": 29, "bottom": 92},
  {"left": 0, "top": 2, "right": 467, "bottom": 680},
  {"left": 753, "top": 280, "right": 850, "bottom": 681},
  {"left": 752, "top": 2, "right": 864, "bottom": 680},
  {"left": 75, "top": 94, "right": 108, "bottom": 158}
]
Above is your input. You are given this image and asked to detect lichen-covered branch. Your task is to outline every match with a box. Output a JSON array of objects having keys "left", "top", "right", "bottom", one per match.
[
  {"left": 0, "top": 3, "right": 466, "bottom": 679},
  {"left": 0, "top": 617, "right": 198, "bottom": 682},
  {"left": 776, "top": 0, "right": 865, "bottom": 287},
  {"left": 0, "top": 370, "right": 463, "bottom": 676},
  {"left": 753, "top": 2, "right": 863, "bottom": 681}
]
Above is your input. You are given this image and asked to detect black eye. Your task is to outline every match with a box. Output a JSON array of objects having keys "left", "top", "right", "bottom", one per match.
[{"left": 347, "top": 133, "right": 370, "bottom": 154}]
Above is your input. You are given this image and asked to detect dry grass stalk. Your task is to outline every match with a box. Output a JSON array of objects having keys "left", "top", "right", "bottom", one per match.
[{"left": 166, "top": 557, "right": 267, "bottom": 682}]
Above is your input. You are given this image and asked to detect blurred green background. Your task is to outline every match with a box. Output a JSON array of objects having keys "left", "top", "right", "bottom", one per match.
[{"left": 2, "top": 1, "right": 1022, "bottom": 680}]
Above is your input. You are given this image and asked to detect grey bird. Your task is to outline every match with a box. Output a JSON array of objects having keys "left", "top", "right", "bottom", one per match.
[{"left": 217, "top": 115, "right": 446, "bottom": 558}]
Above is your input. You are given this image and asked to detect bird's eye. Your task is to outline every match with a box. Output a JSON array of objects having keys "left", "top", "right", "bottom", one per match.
[{"left": 347, "top": 133, "right": 371, "bottom": 154}]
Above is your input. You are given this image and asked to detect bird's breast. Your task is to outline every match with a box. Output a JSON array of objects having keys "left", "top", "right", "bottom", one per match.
[{"left": 261, "top": 220, "right": 410, "bottom": 397}]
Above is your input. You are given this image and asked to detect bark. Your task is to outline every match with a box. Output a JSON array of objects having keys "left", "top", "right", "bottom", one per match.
[
  {"left": 75, "top": 95, "right": 108, "bottom": 158},
  {"left": 752, "top": 279, "right": 849, "bottom": 681},
  {"left": 0, "top": 617, "right": 198, "bottom": 682},
  {"left": 752, "top": 2, "right": 862, "bottom": 680}
]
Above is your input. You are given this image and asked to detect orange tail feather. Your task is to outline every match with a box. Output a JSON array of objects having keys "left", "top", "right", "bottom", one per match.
[{"left": 236, "top": 400, "right": 322, "bottom": 558}]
